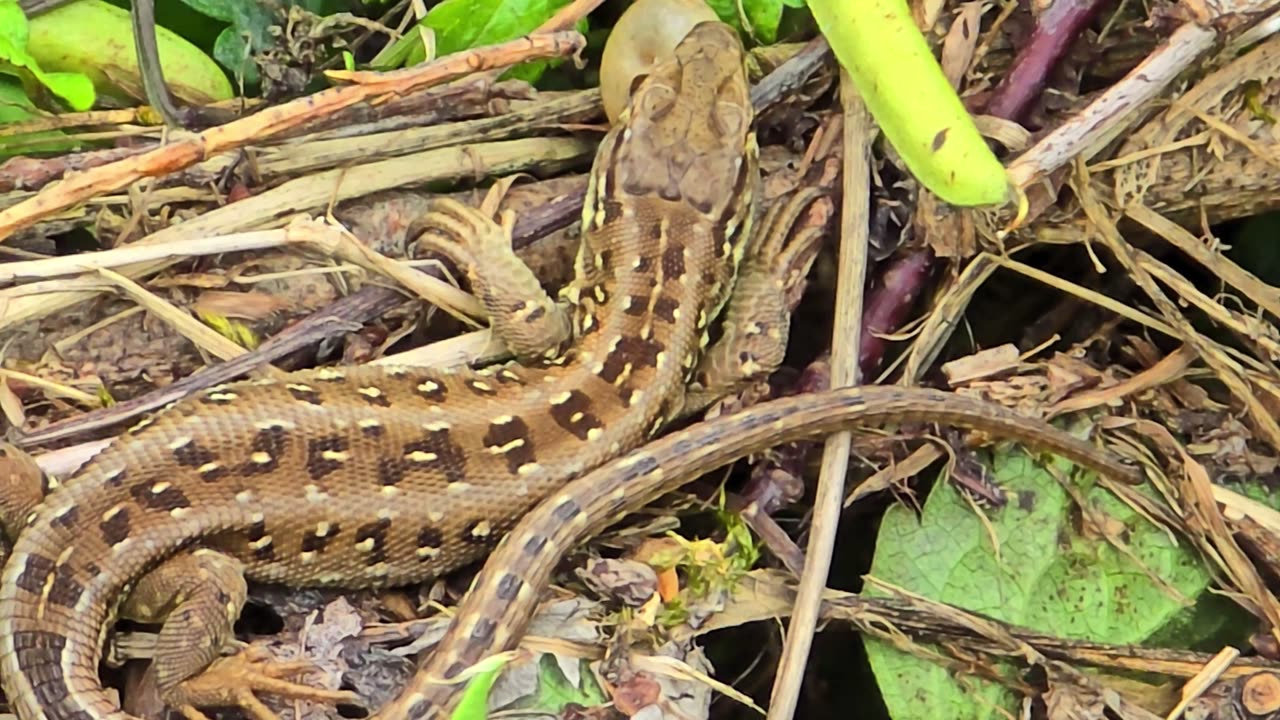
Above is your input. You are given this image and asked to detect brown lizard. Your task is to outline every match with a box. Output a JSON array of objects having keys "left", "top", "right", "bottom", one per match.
[
  {"left": 0, "top": 18, "right": 1144, "bottom": 720},
  {"left": 381, "top": 385, "right": 1145, "bottom": 718},
  {"left": 0, "top": 20, "right": 820, "bottom": 720}
]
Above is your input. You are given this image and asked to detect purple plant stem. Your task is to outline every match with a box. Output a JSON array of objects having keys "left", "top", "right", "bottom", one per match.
[
  {"left": 858, "top": 247, "right": 936, "bottom": 376},
  {"left": 984, "top": 0, "right": 1110, "bottom": 122},
  {"left": 740, "top": 1, "right": 1112, "bottom": 536}
]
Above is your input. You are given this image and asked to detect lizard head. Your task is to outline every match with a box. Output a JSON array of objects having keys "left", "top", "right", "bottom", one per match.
[
  {"left": 581, "top": 20, "right": 759, "bottom": 323},
  {"left": 603, "top": 20, "right": 755, "bottom": 227}
]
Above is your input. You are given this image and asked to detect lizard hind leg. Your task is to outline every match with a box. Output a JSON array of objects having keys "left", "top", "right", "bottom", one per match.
[
  {"left": 681, "top": 187, "right": 830, "bottom": 415},
  {"left": 0, "top": 444, "right": 357, "bottom": 720},
  {"left": 407, "top": 196, "right": 575, "bottom": 363},
  {"left": 0, "top": 442, "right": 51, "bottom": 545},
  {"left": 123, "top": 550, "right": 357, "bottom": 720}
]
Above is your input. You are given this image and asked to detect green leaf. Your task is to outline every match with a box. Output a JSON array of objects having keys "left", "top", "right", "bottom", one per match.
[
  {"left": 0, "top": 1, "right": 29, "bottom": 49},
  {"left": 213, "top": 27, "right": 259, "bottom": 88},
  {"left": 204, "top": 0, "right": 278, "bottom": 87},
  {"left": 449, "top": 652, "right": 514, "bottom": 720},
  {"left": 744, "top": 0, "right": 784, "bottom": 42},
  {"left": 704, "top": 0, "right": 783, "bottom": 44},
  {"left": 865, "top": 425, "right": 1225, "bottom": 720},
  {"left": 369, "top": 25, "right": 434, "bottom": 71},
  {"left": 417, "top": 0, "right": 573, "bottom": 82},
  {"left": 0, "top": 2, "right": 95, "bottom": 111},
  {"left": 0, "top": 80, "right": 80, "bottom": 156},
  {"left": 521, "top": 654, "right": 607, "bottom": 713},
  {"left": 28, "top": 70, "right": 95, "bottom": 110}
]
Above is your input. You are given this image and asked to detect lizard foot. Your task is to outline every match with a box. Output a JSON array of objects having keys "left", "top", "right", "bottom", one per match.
[
  {"left": 680, "top": 186, "right": 830, "bottom": 414},
  {"left": 167, "top": 646, "right": 358, "bottom": 720},
  {"left": 409, "top": 197, "right": 572, "bottom": 362}
]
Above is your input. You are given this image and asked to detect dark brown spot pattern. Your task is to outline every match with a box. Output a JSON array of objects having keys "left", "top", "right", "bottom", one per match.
[
  {"left": 548, "top": 390, "right": 602, "bottom": 441},
  {"left": 172, "top": 441, "right": 216, "bottom": 469},
  {"left": 652, "top": 295, "right": 679, "bottom": 323},
  {"left": 601, "top": 198, "right": 624, "bottom": 225},
  {"left": 15, "top": 554, "right": 55, "bottom": 596},
  {"left": 417, "top": 527, "right": 443, "bottom": 555},
  {"left": 49, "top": 506, "right": 79, "bottom": 531},
  {"left": 399, "top": 427, "right": 467, "bottom": 484},
  {"left": 252, "top": 539, "right": 275, "bottom": 561},
  {"left": 128, "top": 482, "right": 191, "bottom": 512},
  {"left": 355, "top": 518, "right": 391, "bottom": 565},
  {"left": 661, "top": 243, "right": 686, "bottom": 279},
  {"left": 623, "top": 295, "right": 648, "bottom": 317},
  {"left": 246, "top": 519, "right": 267, "bottom": 542},
  {"left": 378, "top": 458, "right": 405, "bottom": 487},
  {"left": 301, "top": 523, "right": 340, "bottom": 554},
  {"left": 599, "top": 353, "right": 628, "bottom": 385},
  {"left": 199, "top": 465, "right": 229, "bottom": 483},
  {"left": 482, "top": 417, "right": 536, "bottom": 474},
  {"left": 100, "top": 508, "right": 130, "bottom": 545},
  {"left": 286, "top": 384, "right": 323, "bottom": 405},
  {"left": 12, "top": 630, "right": 96, "bottom": 720},
  {"left": 305, "top": 436, "right": 349, "bottom": 480},
  {"left": 606, "top": 336, "right": 664, "bottom": 379},
  {"left": 239, "top": 427, "right": 289, "bottom": 475},
  {"left": 45, "top": 566, "right": 83, "bottom": 609}
]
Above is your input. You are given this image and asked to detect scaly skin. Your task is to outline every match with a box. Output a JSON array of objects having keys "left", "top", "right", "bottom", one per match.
[
  {"left": 0, "top": 21, "right": 760, "bottom": 720},
  {"left": 406, "top": 386, "right": 1142, "bottom": 718}
]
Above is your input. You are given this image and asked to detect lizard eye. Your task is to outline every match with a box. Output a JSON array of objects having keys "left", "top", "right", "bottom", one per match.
[
  {"left": 711, "top": 100, "right": 748, "bottom": 139},
  {"left": 634, "top": 84, "right": 678, "bottom": 119}
]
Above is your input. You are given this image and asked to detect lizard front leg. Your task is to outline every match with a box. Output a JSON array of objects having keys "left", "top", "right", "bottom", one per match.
[
  {"left": 408, "top": 194, "right": 576, "bottom": 363},
  {"left": 0, "top": 445, "right": 354, "bottom": 720},
  {"left": 680, "top": 187, "right": 829, "bottom": 415}
]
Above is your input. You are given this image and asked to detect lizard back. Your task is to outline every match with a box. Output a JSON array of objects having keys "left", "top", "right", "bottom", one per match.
[{"left": 0, "top": 22, "right": 757, "bottom": 720}]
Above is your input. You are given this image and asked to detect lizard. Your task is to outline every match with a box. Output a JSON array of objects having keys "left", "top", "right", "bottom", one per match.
[
  {"left": 372, "top": 385, "right": 1146, "bottom": 718},
  {"left": 0, "top": 19, "right": 825, "bottom": 720},
  {"left": 0, "top": 17, "right": 1145, "bottom": 720}
]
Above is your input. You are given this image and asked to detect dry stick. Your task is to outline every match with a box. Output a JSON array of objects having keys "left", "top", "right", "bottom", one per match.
[
  {"left": 17, "top": 185, "right": 587, "bottom": 449},
  {"left": 765, "top": 78, "right": 873, "bottom": 720},
  {"left": 1073, "top": 167, "right": 1280, "bottom": 637},
  {"left": 0, "top": 136, "right": 593, "bottom": 332},
  {"left": 537, "top": 0, "right": 606, "bottom": 33},
  {"left": 1124, "top": 204, "right": 1280, "bottom": 321},
  {"left": 1075, "top": 170, "right": 1280, "bottom": 454},
  {"left": 1006, "top": 20, "right": 1220, "bottom": 189},
  {"left": 0, "top": 31, "right": 584, "bottom": 241}
]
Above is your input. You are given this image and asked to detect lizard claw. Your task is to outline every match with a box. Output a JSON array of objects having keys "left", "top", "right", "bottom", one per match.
[
  {"left": 407, "top": 196, "right": 573, "bottom": 362},
  {"left": 167, "top": 646, "right": 359, "bottom": 720},
  {"left": 407, "top": 197, "right": 510, "bottom": 272}
]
